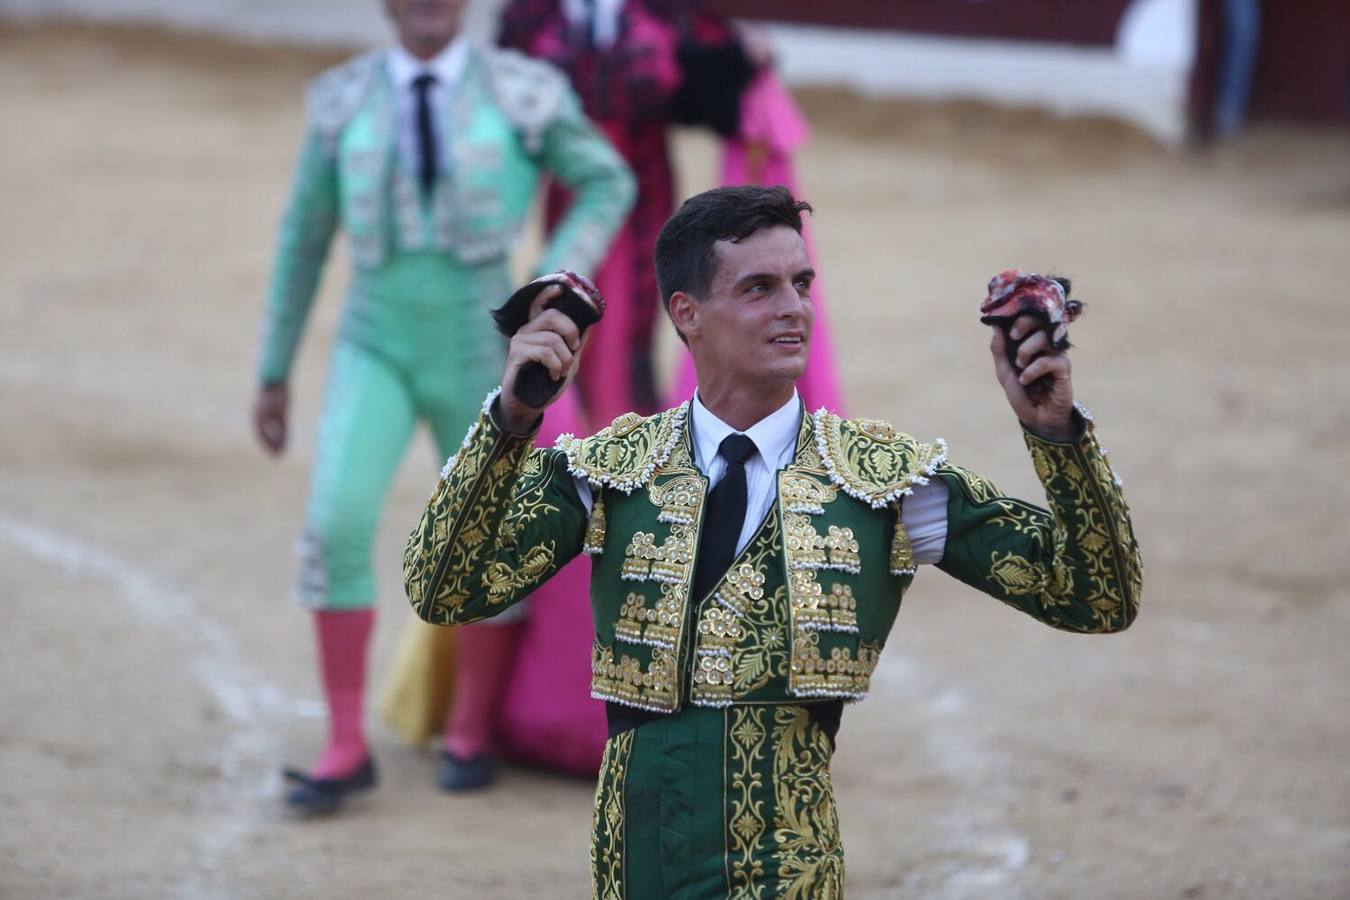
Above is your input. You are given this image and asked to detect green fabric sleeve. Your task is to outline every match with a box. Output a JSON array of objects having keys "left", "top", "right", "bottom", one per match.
[
  {"left": 257, "top": 125, "right": 340, "bottom": 385},
  {"left": 403, "top": 394, "right": 589, "bottom": 625},
  {"left": 533, "top": 86, "right": 636, "bottom": 277},
  {"left": 935, "top": 413, "right": 1142, "bottom": 633}
]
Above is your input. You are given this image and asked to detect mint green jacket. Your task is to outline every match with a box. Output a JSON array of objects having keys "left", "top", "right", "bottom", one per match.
[
  {"left": 258, "top": 47, "right": 635, "bottom": 385},
  {"left": 404, "top": 395, "right": 1142, "bottom": 713}
]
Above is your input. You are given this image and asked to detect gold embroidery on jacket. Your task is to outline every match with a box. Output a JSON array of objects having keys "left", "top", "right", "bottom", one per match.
[
  {"left": 584, "top": 490, "right": 607, "bottom": 555},
  {"left": 942, "top": 463, "right": 1004, "bottom": 505},
  {"left": 789, "top": 574, "right": 859, "bottom": 634},
  {"left": 789, "top": 631, "right": 879, "bottom": 699},
  {"left": 403, "top": 404, "right": 548, "bottom": 622},
  {"left": 614, "top": 586, "right": 682, "bottom": 650},
  {"left": 785, "top": 514, "right": 861, "bottom": 574},
  {"left": 591, "top": 641, "right": 678, "bottom": 712},
  {"left": 651, "top": 474, "right": 702, "bottom": 525},
  {"left": 694, "top": 559, "right": 769, "bottom": 706},
  {"left": 986, "top": 426, "right": 1142, "bottom": 633},
  {"left": 692, "top": 515, "right": 788, "bottom": 706},
  {"left": 812, "top": 410, "right": 947, "bottom": 508},
  {"left": 780, "top": 472, "right": 835, "bottom": 515},
  {"left": 620, "top": 526, "right": 696, "bottom": 585},
  {"left": 889, "top": 516, "right": 915, "bottom": 575},
  {"left": 558, "top": 403, "right": 688, "bottom": 495}
]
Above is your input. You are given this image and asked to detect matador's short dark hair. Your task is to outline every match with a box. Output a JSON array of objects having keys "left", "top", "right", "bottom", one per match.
[{"left": 654, "top": 185, "right": 812, "bottom": 312}]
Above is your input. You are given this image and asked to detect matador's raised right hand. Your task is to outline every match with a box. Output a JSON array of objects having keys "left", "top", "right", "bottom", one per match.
[{"left": 497, "top": 285, "right": 587, "bottom": 433}]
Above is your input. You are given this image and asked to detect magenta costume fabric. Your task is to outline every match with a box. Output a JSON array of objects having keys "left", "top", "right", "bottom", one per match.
[
  {"left": 496, "top": 386, "right": 607, "bottom": 774},
  {"left": 501, "top": 1, "right": 682, "bottom": 426},
  {"left": 669, "top": 70, "right": 847, "bottom": 414}
]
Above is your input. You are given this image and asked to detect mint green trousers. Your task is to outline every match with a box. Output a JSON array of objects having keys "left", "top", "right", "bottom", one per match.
[{"left": 295, "top": 253, "right": 507, "bottom": 609}]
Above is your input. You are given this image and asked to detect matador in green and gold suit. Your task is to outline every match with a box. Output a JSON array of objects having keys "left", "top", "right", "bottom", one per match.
[
  {"left": 405, "top": 381, "right": 1140, "bottom": 895},
  {"left": 406, "top": 181, "right": 1139, "bottom": 894}
]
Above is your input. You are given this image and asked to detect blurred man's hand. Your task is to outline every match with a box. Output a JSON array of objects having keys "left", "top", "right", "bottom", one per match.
[{"left": 253, "top": 383, "right": 289, "bottom": 455}]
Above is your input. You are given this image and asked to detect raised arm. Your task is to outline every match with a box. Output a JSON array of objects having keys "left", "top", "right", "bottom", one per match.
[
  {"left": 404, "top": 288, "right": 592, "bottom": 624},
  {"left": 402, "top": 395, "right": 589, "bottom": 625},
  {"left": 935, "top": 414, "right": 1141, "bottom": 633},
  {"left": 932, "top": 311, "right": 1142, "bottom": 633}
]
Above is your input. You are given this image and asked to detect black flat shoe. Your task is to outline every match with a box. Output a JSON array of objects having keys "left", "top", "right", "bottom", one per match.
[
  {"left": 437, "top": 750, "right": 496, "bottom": 792},
  {"left": 283, "top": 757, "right": 377, "bottom": 814}
]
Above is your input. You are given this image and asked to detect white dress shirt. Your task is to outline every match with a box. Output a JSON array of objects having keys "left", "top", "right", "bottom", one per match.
[
  {"left": 561, "top": 0, "right": 626, "bottom": 49},
  {"left": 573, "top": 390, "right": 949, "bottom": 564},
  {"left": 387, "top": 38, "right": 469, "bottom": 178}
]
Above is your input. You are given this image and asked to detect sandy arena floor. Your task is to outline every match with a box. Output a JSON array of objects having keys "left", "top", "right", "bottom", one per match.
[{"left": 1, "top": 22, "right": 1348, "bottom": 900}]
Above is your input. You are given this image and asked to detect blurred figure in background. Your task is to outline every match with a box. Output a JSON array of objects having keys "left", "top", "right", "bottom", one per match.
[
  {"left": 1190, "top": 0, "right": 1264, "bottom": 143},
  {"left": 1214, "top": 0, "right": 1261, "bottom": 137},
  {"left": 252, "top": 0, "right": 632, "bottom": 812},
  {"left": 667, "top": 21, "right": 846, "bottom": 414},
  {"left": 497, "top": 0, "right": 683, "bottom": 425}
]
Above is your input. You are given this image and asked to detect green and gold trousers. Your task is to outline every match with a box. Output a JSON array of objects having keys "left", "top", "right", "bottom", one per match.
[{"left": 592, "top": 704, "right": 845, "bottom": 900}]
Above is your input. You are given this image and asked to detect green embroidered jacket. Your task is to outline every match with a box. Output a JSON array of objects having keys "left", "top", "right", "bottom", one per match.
[{"left": 404, "top": 392, "right": 1141, "bottom": 712}]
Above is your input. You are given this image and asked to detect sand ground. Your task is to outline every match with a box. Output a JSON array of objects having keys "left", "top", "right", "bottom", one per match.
[{"left": 2, "top": 22, "right": 1348, "bottom": 900}]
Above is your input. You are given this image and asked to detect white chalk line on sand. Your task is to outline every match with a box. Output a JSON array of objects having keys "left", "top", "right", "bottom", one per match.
[
  {"left": 0, "top": 511, "right": 320, "bottom": 899},
  {"left": 3, "top": 498, "right": 1029, "bottom": 897},
  {"left": 872, "top": 652, "right": 1032, "bottom": 898}
]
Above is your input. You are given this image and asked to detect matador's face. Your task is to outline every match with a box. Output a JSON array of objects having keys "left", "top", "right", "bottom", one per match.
[
  {"left": 685, "top": 225, "right": 815, "bottom": 396},
  {"left": 384, "top": 0, "right": 465, "bottom": 55}
]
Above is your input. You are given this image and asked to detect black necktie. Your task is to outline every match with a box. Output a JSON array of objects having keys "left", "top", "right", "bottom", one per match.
[
  {"left": 583, "top": 0, "right": 598, "bottom": 49},
  {"left": 412, "top": 72, "right": 438, "bottom": 196},
  {"left": 691, "top": 433, "right": 757, "bottom": 603}
]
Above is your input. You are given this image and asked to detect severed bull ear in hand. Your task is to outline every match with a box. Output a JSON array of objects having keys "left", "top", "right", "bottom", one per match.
[
  {"left": 980, "top": 270, "right": 1084, "bottom": 405},
  {"left": 492, "top": 270, "right": 605, "bottom": 408}
]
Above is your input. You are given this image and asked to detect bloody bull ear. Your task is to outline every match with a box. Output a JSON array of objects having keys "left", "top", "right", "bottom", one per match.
[
  {"left": 491, "top": 271, "right": 606, "bottom": 408},
  {"left": 979, "top": 269, "right": 1085, "bottom": 405}
]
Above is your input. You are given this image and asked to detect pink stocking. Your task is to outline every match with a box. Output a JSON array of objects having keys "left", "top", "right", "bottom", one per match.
[
  {"left": 310, "top": 608, "right": 375, "bottom": 779},
  {"left": 443, "top": 622, "right": 521, "bottom": 758}
]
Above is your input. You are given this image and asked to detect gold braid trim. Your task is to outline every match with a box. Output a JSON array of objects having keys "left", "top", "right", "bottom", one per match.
[
  {"left": 728, "top": 707, "right": 770, "bottom": 898},
  {"left": 590, "top": 730, "right": 634, "bottom": 900},
  {"left": 584, "top": 490, "right": 607, "bottom": 555},
  {"left": 404, "top": 390, "right": 541, "bottom": 624},
  {"left": 557, "top": 404, "right": 688, "bottom": 495},
  {"left": 771, "top": 707, "right": 844, "bottom": 898},
  {"left": 811, "top": 409, "right": 947, "bottom": 509},
  {"left": 1018, "top": 408, "right": 1142, "bottom": 632}
]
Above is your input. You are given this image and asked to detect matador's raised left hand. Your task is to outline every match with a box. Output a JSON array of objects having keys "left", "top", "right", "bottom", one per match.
[{"left": 990, "top": 316, "right": 1077, "bottom": 442}]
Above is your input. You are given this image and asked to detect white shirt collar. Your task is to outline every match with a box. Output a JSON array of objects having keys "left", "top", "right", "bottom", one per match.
[
  {"left": 561, "top": 0, "right": 625, "bottom": 49},
  {"left": 690, "top": 389, "right": 802, "bottom": 474},
  {"left": 387, "top": 36, "right": 469, "bottom": 93}
]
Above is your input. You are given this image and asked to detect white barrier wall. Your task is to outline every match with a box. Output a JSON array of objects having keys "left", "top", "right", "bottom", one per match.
[
  {"left": 0, "top": 0, "right": 1195, "bottom": 142},
  {"left": 763, "top": 0, "right": 1197, "bottom": 143}
]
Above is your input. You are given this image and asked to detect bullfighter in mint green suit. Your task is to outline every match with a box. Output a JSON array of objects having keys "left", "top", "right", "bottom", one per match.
[
  {"left": 254, "top": 0, "right": 634, "bottom": 812},
  {"left": 404, "top": 186, "right": 1141, "bottom": 896}
]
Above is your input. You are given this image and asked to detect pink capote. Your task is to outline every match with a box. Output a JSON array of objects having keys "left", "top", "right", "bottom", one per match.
[
  {"left": 668, "top": 70, "right": 846, "bottom": 415},
  {"left": 496, "top": 386, "right": 607, "bottom": 775}
]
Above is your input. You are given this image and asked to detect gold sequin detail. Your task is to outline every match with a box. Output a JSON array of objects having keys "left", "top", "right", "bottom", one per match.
[
  {"left": 614, "top": 585, "right": 682, "bottom": 649},
  {"left": 591, "top": 641, "right": 678, "bottom": 712},
  {"left": 789, "top": 632, "right": 880, "bottom": 698}
]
